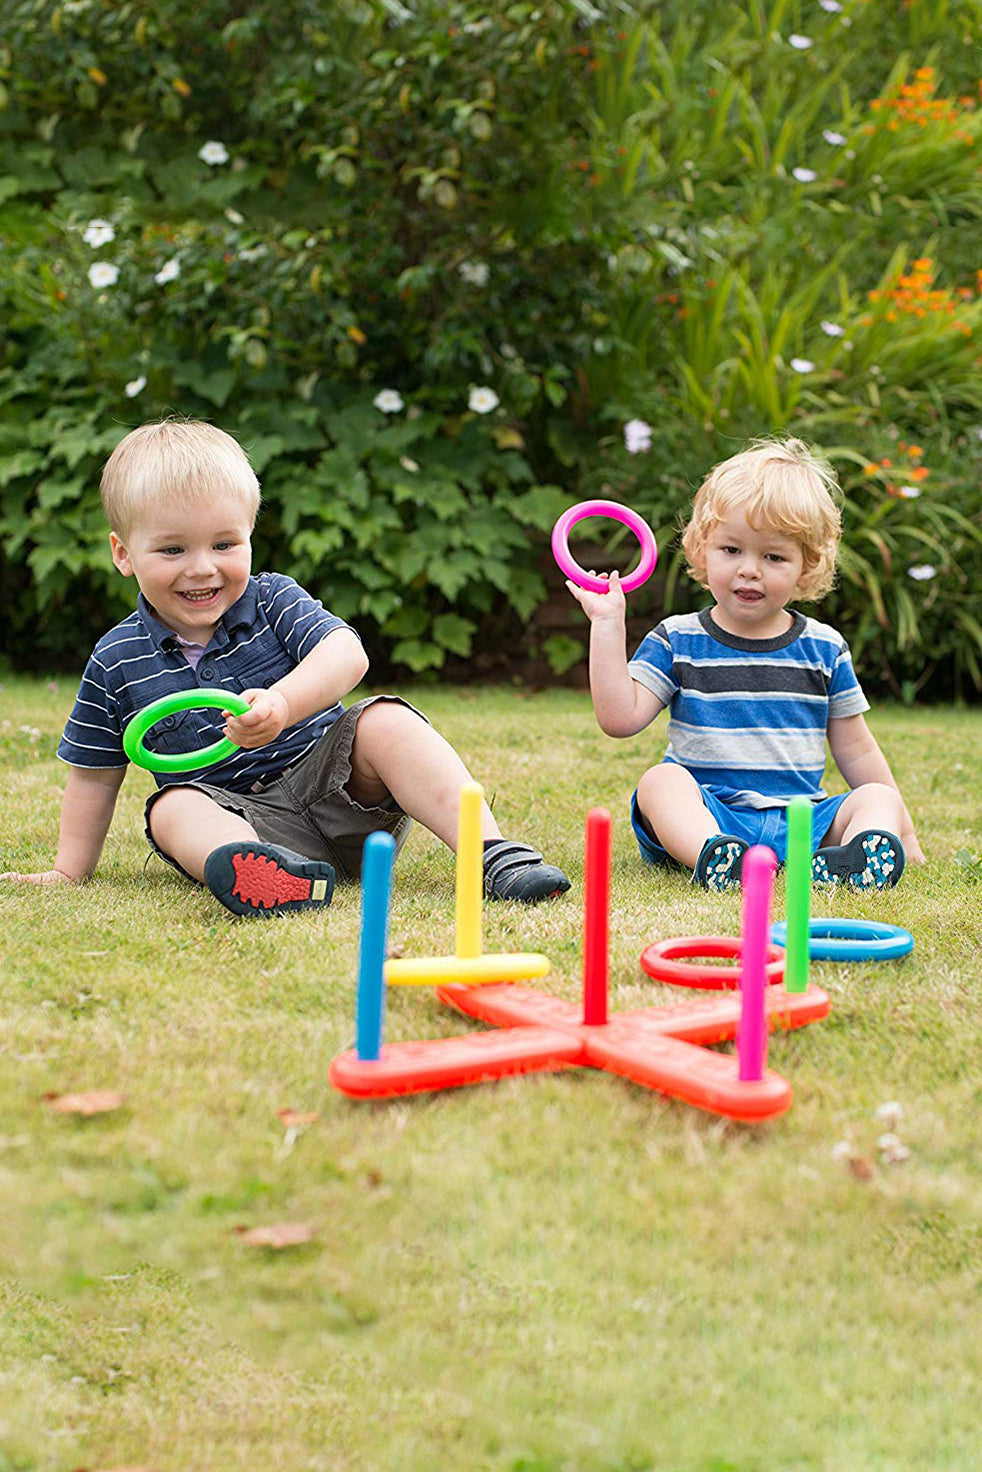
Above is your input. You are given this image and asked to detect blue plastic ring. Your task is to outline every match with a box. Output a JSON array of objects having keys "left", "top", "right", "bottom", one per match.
[{"left": 769, "top": 919, "right": 913, "bottom": 962}]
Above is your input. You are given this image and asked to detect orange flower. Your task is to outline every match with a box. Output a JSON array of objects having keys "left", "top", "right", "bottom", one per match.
[
  {"left": 87, "top": 66, "right": 108, "bottom": 86},
  {"left": 907, "top": 444, "right": 923, "bottom": 457},
  {"left": 862, "top": 462, "right": 880, "bottom": 475},
  {"left": 172, "top": 77, "right": 192, "bottom": 96},
  {"left": 347, "top": 326, "right": 367, "bottom": 345},
  {"left": 915, "top": 67, "right": 935, "bottom": 80},
  {"left": 909, "top": 466, "right": 930, "bottom": 480},
  {"left": 913, "top": 258, "right": 932, "bottom": 270}
]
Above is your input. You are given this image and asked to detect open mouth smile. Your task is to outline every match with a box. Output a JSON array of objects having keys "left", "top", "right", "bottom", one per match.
[{"left": 178, "top": 588, "right": 221, "bottom": 604}]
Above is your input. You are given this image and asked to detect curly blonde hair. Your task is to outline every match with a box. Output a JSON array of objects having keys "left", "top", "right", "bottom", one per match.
[
  {"left": 681, "top": 437, "right": 842, "bottom": 602},
  {"left": 100, "top": 419, "right": 261, "bottom": 536}
]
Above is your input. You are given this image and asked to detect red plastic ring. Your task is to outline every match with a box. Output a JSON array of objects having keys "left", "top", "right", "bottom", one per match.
[{"left": 640, "top": 936, "right": 786, "bottom": 991}]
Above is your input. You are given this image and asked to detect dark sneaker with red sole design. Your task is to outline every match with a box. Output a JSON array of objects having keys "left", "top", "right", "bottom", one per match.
[{"left": 204, "top": 842, "right": 336, "bottom": 917}]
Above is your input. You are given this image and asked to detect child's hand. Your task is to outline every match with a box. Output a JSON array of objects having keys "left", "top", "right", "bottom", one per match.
[
  {"left": 223, "top": 688, "right": 291, "bottom": 748},
  {"left": 565, "top": 569, "right": 627, "bottom": 622},
  {"left": 0, "top": 868, "right": 76, "bottom": 885}
]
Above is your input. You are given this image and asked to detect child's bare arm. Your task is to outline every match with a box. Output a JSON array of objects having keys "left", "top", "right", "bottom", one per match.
[
  {"left": 223, "top": 626, "right": 370, "bottom": 749},
  {"left": 827, "top": 713, "right": 924, "bottom": 863},
  {"left": 1, "top": 764, "right": 127, "bottom": 884},
  {"left": 566, "top": 570, "right": 663, "bottom": 736}
]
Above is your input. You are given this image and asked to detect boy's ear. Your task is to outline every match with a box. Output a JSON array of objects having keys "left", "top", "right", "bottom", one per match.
[{"left": 109, "top": 532, "right": 134, "bottom": 577}]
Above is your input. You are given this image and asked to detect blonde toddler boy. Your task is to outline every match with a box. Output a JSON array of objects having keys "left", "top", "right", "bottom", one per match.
[
  {"left": 3, "top": 421, "right": 570, "bottom": 914},
  {"left": 567, "top": 438, "right": 922, "bottom": 891}
]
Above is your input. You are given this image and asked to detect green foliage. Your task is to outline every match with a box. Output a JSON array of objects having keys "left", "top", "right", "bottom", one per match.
[{"left": 0, "top": 0, "right": 980, "bottom": 691}]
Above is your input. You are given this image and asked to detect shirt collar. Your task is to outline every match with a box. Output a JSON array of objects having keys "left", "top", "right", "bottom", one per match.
[{"left": 136, "top": 577, "right": 259, "bottom": 652}]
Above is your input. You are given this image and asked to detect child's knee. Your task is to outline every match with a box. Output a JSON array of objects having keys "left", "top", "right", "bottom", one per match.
[
  {"left": 352, "top": 698, "right": 422, "bottom": 749},
  {"left": 636, "top": 763, "right": 697, "bottom": 814},
  {"left": 856, "top": 781, "right": 905, "bottom": 826},
  {"left": 147, "top": 786, "right": 207, "bottom": 842}
]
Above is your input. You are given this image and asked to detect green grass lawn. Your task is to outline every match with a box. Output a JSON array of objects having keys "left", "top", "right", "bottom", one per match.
[{"left": 1, "top": 677, "right": 981, "bottom": 1472}]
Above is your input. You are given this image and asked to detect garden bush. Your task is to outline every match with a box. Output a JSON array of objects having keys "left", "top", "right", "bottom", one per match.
[{"left": 1, "top": 0, "right": 980, "bottom": 695}]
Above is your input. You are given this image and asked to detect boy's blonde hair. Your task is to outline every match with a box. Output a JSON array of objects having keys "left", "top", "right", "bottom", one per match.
[
  {"left": 681, "top": 437, "right": 841, "bottom": 601},
  {"left": 100, "top": 420, "right": 261, "bottom": 536}
]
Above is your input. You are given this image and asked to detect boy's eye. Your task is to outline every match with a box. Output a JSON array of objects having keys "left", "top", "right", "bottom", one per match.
[
  {"left": 766, "top": 553, "right": 786, "bottom": 563},
  {"left": 214, "top": 541, "right": 236, "bottom": 551},
  {"left": 159, "top": 546, "right": 183, "bottom": 556},
  {"left": 720, "top": 545, "right": 740, "bottom": 555}
]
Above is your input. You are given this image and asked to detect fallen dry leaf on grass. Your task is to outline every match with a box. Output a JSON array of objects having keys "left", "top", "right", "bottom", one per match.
[
  {"left": 847, "top": 1154, "right": 876, "bottom": 1182},
  {"left": 44, "top": 1090, "right": 125, "bottom": 1116},
  {"left": 233, "top": 1222, "right": 317, "bottom": 1248},
  {"left": 276, "top": 1108, "right": 320, "bottom": 1130}
]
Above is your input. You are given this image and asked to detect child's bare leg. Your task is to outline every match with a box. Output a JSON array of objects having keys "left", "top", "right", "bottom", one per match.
[
  {"left": 347, "top": 701, "right": 502, "bottom": 850},
  {"left": 148, "top": 788, "right": 259, "bottom": 882},
  {"left": 635, "top": 764, "right": 718, "bottom": 869},
  {"left": 817, "top": 782, "right": 906, "bottom": 848}
]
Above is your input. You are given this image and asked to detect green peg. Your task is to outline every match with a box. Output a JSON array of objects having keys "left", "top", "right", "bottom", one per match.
[{"left": 784, "top": 798, "right": 812, "bottom": 993}]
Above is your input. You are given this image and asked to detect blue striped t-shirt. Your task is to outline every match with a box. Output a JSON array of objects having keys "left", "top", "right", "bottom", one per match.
[
  {"left": 58, "top": 572, "right": 355, "bottom": 792},
  {"left": 627, "top": 608, "right": 869, "bottom": 808}
]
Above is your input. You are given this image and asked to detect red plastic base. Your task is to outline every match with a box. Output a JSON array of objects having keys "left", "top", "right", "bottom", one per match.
[{"left": 329, "top": 981, "right": 830, "bottom": 1120}]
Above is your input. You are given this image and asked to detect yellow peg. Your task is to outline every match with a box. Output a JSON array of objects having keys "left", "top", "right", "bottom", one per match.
[{"left": 455, "top": 780, "right": 484, "bottom": 959}]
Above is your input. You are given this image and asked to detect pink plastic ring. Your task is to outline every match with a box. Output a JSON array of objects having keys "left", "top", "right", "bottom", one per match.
[
  {"left": 552, "top": 499, "right": 658, "bottom": 594},
  {"left": 639, "top": 936, "right": 786, "bottom": 991}
]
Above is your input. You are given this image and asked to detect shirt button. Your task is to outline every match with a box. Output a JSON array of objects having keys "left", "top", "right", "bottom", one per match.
[{"left": 200, "top": 668, "right": 214, "bottom": 680}]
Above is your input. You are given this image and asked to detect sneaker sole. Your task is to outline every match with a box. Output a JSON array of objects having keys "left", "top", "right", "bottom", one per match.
[
  {"left": 695, "top": 838, "right": 747, "bottom": 893},
  {"left": 204, "top": 843, "right": 336, "bottom": 917},
  {"left": 811, "top": 831, "right": 903, "bottom": 890}
]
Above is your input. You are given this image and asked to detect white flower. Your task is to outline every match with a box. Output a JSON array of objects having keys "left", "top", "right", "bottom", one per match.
[
  {"left": 88, "top": 261, "right": 119, "bottom": 289},
  {"left": 830, "top": 1140, "right": 852, "bottom": 1162},
  {"left": 373, "top": 389, "right": 404, "bottom": 413},
  {"left": 83, "top": 218, "right": 115, "bottom": 248},
  {"left": 623, "top": 418, "right": 653, "bottom": 454},
  {"left": 199, "top": 140, "right": 230, "bottom": 166},
  {"left": 907, "top": 564, "right": 937, "bottom": 580},
  {"left": 224, "top": 207, "right": 245, "bottom": 226},
  {"left": 790, "top": 357, "right": 815, "bottom": 373},
  {"left": 823, "top": 129, "right": 846, "bottom": 146},
  {"left": 820, "top": 320, "right": 845, "bottom": 336},
  {"left": 819, "top": 0, "right": 843, "bottom": 10},
  {"left": 898, "top": 486, "right": 921, "bottom": 499},
  {"left": 974, "top": 427, "right": 982, "bottom": 441},
  {"left": 124, "top": 375, "right": 147, "bottom": 398},
  {"left": 238, "top": 244, "right": 267, "bottom": 262},
  {"left": 789, "top": 34, "right": 813, "bottom": 48},
  {"left": 468, "top": 385, "right": 500, "bottom": 414},
  {"left": 462, "top": 17, "right": 492, "bottom": 33},
  {"left": 154, "top": 258, "right": 180, "bottom": 285},
  {"left": 792, "top": 167, "right": 817, "bottom": 182},
  {"left": 398, "top": 455, "right": 419, "bottom": 473},
  {"left": 458, "top": 259, "right": 490, "bottom": 287}
]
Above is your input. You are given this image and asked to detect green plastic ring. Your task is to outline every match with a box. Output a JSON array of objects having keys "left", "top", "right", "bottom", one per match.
[{"left": 122, "top": 688, "right": 251, "bottom": 774}]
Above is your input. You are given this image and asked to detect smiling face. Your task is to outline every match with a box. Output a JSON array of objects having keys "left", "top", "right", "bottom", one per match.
[
  {"left": 703, "top": 510, "right": 805, "bottom": 639},
  {"left": 109, "top": 494, "right": 253, "bottom": 643}
]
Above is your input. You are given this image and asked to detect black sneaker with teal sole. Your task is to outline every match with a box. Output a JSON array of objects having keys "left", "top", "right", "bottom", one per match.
[
  {"left": 811, "top": 829, "right": 904, "bottom": 889},
  {"left": 693, "top": 835, "right": 749, "bottom": 892}
]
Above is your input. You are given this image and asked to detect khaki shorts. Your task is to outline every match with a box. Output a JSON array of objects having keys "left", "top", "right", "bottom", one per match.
[{"left": 144, "top": 695, "right": 418, "bottom": 884}]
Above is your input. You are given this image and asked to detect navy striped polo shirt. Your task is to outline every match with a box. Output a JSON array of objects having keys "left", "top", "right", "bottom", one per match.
[
  {"left": 627, "top": 608, "right": 869, "bottom": 808},
  {"left": 57, "top": 572, "right": 355, "bottom": 791}
]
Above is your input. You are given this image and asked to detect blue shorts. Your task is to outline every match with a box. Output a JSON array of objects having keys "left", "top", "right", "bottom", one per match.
[{"left": 630, "top": 785, "right": 848, "bottom": 868}]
